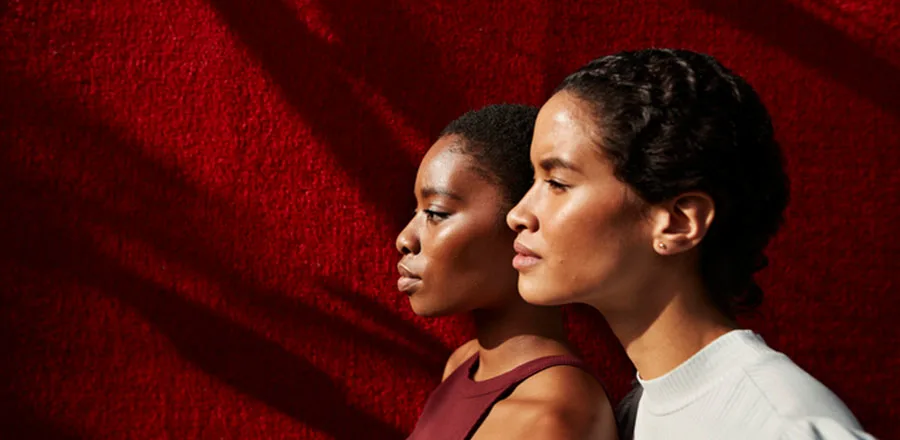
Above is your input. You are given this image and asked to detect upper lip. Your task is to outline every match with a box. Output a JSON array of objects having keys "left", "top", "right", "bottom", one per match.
[
  {"left": 397, "top": 261, "right": 421, "bottom": 278},
  {"left": 514, "top": 241, "right": 540, "bottom": 258}
]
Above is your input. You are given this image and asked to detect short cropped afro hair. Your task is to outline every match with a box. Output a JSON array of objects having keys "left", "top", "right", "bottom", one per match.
[{"left": 439, "top": 103, "right": 540, "bottom": 208}]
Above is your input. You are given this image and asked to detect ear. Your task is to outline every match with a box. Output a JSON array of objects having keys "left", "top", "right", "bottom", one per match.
[{"left": 648, "top": 192, "right": 715, "bottom": 255}]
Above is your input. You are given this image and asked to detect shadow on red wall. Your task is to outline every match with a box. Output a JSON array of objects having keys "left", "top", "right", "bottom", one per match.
[
  {"left": 0, "top": 72, "right": 447, "bottom": 439},
  {"left": 693, "top": 0, "right": 900, "bottom": 117},
  {"left": 207, "top": 0, "right": 473, "bottom": 234}
]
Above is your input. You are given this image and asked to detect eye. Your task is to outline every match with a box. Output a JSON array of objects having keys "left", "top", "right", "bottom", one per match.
[
  {"left": 422, "top": 209, "right": 450, "bottom": 223},
  {"left": 545, "top": 179, "right": 569, "bottom": 192}
]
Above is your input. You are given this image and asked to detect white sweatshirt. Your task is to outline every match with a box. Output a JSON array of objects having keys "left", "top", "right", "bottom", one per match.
[{"left": 633, "top": 330, "right": 877, "bottom": 439}]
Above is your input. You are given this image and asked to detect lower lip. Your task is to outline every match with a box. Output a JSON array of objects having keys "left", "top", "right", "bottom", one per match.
[
  {"left": 397, "top": 276, "right": 422, "bottom": 294},
  {"left": 512, "top": 254, "right": 541, "bottom": 270}
]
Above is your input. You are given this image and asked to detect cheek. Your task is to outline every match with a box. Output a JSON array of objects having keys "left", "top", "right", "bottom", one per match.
[
  {"left": 435, "top": 224, "right": 516, "bottom": 288},
  {"left": 452, "top": 225, "right": 513, "bottom": 273},
  {"left": 428, "top": 222, "right": 501, "bottom": 278},
  {"left": 543, "top": 192, "right": 639, "bottom": 273}
]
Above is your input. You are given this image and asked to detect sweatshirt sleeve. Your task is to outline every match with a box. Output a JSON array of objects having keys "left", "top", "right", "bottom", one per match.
[{"left": 781, "top": 417, "right": 878, "bottom": 440}]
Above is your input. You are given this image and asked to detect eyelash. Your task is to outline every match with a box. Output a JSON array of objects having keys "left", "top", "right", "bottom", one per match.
[
  {"left": 545, "top": 179, "right": 569, "bottom": 191},
  {"left": 415, "top": 209, "right": 450, "bottom": 222}
]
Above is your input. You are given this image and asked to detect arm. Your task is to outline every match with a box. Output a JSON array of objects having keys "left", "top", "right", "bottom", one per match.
[
  {"left": 510, "top": 366, "right": 618, "bottom": 440},
  {"left": 781, "top": 417, "right": 878, "bottom": 440},
  {"left": 522, "top": 406, "right": 617, "bottom": 440}
]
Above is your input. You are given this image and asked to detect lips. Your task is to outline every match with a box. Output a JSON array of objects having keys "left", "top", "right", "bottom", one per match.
[
  {"left": 396, "top": 262, "right": 423, "bottom": 294},
  {"left": 512, "top": 241, "right": 542, "bottom": 270}
]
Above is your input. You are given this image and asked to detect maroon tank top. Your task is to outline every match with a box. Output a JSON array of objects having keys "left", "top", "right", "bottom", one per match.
[{"left": 407, "top": 353, "right": 590, "bottom": 440}]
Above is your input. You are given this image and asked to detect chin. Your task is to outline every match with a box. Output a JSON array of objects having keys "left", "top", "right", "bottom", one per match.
[
  {"left": 410, "top": 308, "right": 448, "bottom": 318},
  {"left": 408, "top": 297, "right": 453, "bottom": 318},
  {"left": 517, "top": 276, "right": 570, "bottom": 306}
]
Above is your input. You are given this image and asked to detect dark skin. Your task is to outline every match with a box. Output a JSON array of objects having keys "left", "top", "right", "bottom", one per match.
[{"left": 396, "top": 135, "right": 616, "bottom": 440}]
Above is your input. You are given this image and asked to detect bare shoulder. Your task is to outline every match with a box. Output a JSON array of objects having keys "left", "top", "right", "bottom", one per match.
[
  {"left": 515, "top": 363, "right": 613, "bottom": 413},
  {"left": 476, "top": 365, "right": 617, "bottom": 439},
  {"left": 441, "top": 339, "right": 480, "bottom": 381}
]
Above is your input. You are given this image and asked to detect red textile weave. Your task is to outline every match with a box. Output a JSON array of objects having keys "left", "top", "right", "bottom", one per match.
[{"left": 1, "top": 0, "right": 897, "bottom": 438}]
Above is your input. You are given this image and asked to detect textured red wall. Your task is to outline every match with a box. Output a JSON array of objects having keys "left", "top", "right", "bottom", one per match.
[{"left": 1, "top": 0, "right": 897, "bottom": 438}]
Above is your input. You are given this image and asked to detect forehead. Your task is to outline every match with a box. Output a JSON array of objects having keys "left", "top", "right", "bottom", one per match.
[
  {"left": 532, "top": 92, "right": 602, "bottom": 163},
  {"left": 416, "top": 136, "right": 503, "bottom": 200}
]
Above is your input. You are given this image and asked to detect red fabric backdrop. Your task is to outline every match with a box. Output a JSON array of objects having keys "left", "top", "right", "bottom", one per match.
[{"left": 1, "top": 0, "right": 898, "bottom": 438}]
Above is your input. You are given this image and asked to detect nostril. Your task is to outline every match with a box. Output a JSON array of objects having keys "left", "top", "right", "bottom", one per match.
[{"left": 510, "top": 220, "right": 527, "bottom": 232}]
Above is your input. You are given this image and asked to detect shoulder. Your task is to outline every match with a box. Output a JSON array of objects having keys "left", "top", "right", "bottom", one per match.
[
  {"left": 740, "top": 353, "right": 860, "bottom": 424},
  {"left": 441, "top": 339, "right": 479, "bottom": 381},
  {"left": 778, "top": 416, "right": 876, "bottom": 440},
  {"left": 500, "top": 364, "right": 616, "bottom": 439}
]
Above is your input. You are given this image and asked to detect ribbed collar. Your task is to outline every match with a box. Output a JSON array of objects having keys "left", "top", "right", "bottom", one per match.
[{"left": 636, "top": 329, "right": 774, "bottom": 414}]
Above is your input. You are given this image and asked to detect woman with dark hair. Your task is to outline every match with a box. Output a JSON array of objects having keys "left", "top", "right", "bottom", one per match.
[
  {"left": 397, "top": 104, "right": 616, "bottom": 440},
  {"left": 507, "top": 49, "right": 874, "bottom": 439}
]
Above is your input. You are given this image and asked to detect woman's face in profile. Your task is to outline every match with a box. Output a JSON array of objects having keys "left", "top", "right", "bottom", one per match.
[
  {"left": 396, "top": 135, "right": 519, "bottom": 317},
  {"left": 507, "top": 92, "right": 654, "bottom": 309}
]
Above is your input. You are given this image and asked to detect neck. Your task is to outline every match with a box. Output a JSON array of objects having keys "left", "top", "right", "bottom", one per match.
[
  {"left": 598, "top": 270, "right": 736, "bottom": 380},
  {"left": 469, "top": 299, "right": 572, "bottom": 381}
]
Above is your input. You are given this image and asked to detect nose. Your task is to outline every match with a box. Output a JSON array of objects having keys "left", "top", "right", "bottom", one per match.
[
  {"left": 396, "top": 217, "right": 420, "bottom": 255},
  {"left": 506, "top": 189, "right": 538, "bottom": 233}
]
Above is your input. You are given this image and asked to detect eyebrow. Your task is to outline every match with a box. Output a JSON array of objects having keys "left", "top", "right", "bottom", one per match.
[
  {"left": 539, "top": 157, "right": 580, "bottom": 173},
  {"left": 420, "top": 186, "right": 462, "bottom": 201}
]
